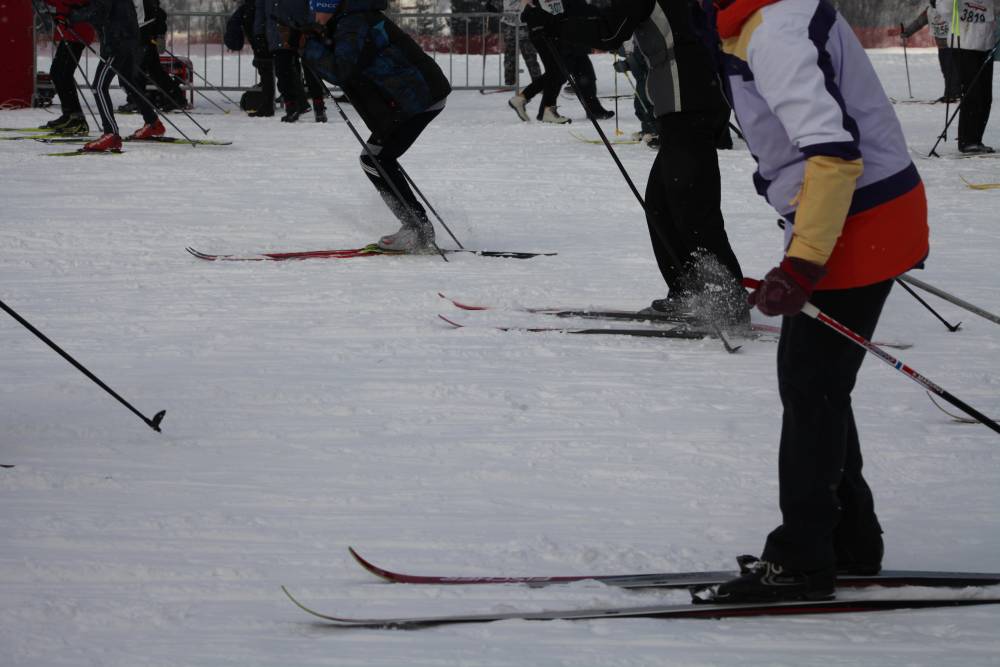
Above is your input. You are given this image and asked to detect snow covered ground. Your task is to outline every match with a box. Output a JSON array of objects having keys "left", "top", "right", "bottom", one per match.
[{"left": 2, "top": 49, "right": 999, "bottom": 666}]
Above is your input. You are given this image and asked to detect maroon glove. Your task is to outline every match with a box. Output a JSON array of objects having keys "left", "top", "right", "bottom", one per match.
[{"left": 747, "top": 257, "right": 827, "bottom": 316}]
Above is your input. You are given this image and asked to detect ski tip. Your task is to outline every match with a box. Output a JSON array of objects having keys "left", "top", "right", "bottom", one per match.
[
  {"left": 437, "top": 314, "right": 464, "bottom": 328},
  {"left": 348, "top": 547, "right": 397, "bottom": 582}
]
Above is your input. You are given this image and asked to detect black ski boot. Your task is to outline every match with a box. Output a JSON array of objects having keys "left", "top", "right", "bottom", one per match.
[
  {"left": 704, "top": 557, "right": 835, "bottom": 603},
  {"left": 313, "top": 98, "right": 327, "bottom": 123},
  {"left": 281, "top": 101, "right": 302, "bottom": 123}
]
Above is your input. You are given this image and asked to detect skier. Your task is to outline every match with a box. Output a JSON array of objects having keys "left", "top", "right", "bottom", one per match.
[
  {"left": 507, "top": 0, "right": 572, "bottom": 124},
  {"left": 63, "top": 0, "right": 164, "bottom": 151},
  {"left": 935, "top": 0, "right": 998, "bottom": 153},
  {"left": 895, "top": 0, "right": 960, "bottom": 103},
  {"left": 298, "top": 0, "right": 451, "bottom": 251},
  {"left": 41, "top": 0, "right": 95, "bottom": 135},
  {"left": 258, "top": 0, "right": 328, "bottom": 122},
  {"left": 501, "top": 0, "right": 542, "bottom": 88},
  {"left": 523, "top": 0, "right": 747, "bottom": 324},
  {"left": 119, "top": 0, "right": 187, "bottom": 113},
  {"left": 708, "top": 0, "right": 930, "bottom": 602}
]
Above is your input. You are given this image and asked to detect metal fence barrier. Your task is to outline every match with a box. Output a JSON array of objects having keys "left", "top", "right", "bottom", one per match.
[{"left": 34, "top": 10, "right": 528, "bottom": 103}]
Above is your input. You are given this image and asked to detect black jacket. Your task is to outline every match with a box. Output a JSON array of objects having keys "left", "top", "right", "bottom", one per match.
[
  {"left": 302, "top": 0, "right": 450, "bottom": 139},
  {"left": 68, "top": 0, "right": 141, "bottom": 54},
  {"left": 551, "top": 0, "right": 726, "bottom": 116}
]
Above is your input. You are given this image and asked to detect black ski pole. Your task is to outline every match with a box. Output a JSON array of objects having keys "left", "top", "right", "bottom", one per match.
[
  {"left": 899, "top": 274, "right": 1000, "bottom": 326},
  {"left": 743, "top": 279, "right": 1000, "bottom": 436},
  {"left": 895, "top": 277, "right": 961, "bottom": 331},
  {"left": 928, "top": 34, "right": 1000, "bottom": 157},
  {"left": 901, "top": 25, "right": 913, "bottom": 99},
  {"left": 0, "top": 298, "right": 165, "bottom": 432},
  {"left": 540, "top": 32, "right": 740, "bottom": 353},
  {"left": 160, "top": 43, "right": 240, "bottom": 108},
  {"left": 298, "top": 59, "right": 450, "bottom": 262}
]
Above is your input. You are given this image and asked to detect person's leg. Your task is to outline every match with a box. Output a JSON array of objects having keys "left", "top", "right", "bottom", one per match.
[
  {"left": 646, "top": 113, "right": 743, "bottom": 305},
  {"left": 51, "top": 41, "right": 83, "bottom": 117},
  {"left": 118, "top": 49, "right": 159, "bottom": 127},
  {"left": 274, "top": 48, "right": 305, "bottom": 121},
  {"left": 362, "top": 109, "right": 441, "bottom": 233},
  {"left": 91, "top": 57, "right": 118, "bottom": 135},
  {"left": 956, "top": 49, "right": 990, "bottom": 149},
  {"left": 142, "top": 43, "right": 185, "bottom": 109},
  {"left": 762, "top": 280, "right": 893, "bottom": 572},
  {"left": 519, "top": 27, "right": 542, "bottom": 81},
  {"left": 298, "top": 50, "right": 327, "bottom": 121},
  {"left": 502, "top": 23, "right": 517, "bottom": 86}
]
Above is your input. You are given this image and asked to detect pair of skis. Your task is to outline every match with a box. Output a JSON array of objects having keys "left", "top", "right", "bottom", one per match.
[
  {"left": 436, "top": 293, "right": 913, "bottom": 350},
  {"left": 280, "top": 548, "right": 1000, "bottom": 628}
]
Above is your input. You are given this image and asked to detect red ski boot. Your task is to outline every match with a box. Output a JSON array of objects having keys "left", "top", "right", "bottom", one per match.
[
  {"left": 82, "top": 133, "right": 123, "bottom": 152},
  {"left": 129, "top": 119, "right": 166, "bottom": 140}
]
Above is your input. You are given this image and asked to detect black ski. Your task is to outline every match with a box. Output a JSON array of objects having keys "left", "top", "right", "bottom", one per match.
[
  {"left": 348, "top": 547, "right": 1000, "bottom": 590},
  {"left": 281, "top": 586, "right": 1000, "bottom": 629}
]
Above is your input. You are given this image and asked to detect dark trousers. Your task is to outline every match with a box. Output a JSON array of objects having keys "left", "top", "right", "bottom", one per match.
[
  {"left": 644, "top": 111, "right": 743, "bottom": 296},
  {"left": 522, "top": 33, "right": 567, "bottom": 112},
  {"left": 275, "top": 47, "right": 325, "bottom": 111},
  {"left": 129, "top": 42, "right": 185, "bottom": 107},
  {"left": 93, "top": 50, "right": 156, "bottom": 135},
  {"left": 955, "top": 48, "right": 994, "bottom": 148},
  {"left": 564, "top": 51, "right": 603, "bottom": 115},
  {"left": 626, "top": 49, "right": 655, "bottom": 134},
  {"left": 762, "top": 279, "right": 893, "bottom": 572},
  {"left": 52, "top": 41, "right": 84, "bottom": 115},
  {"left": 360, "top": 108, "right": 442, "bottom": 229},
  {"left": 937, "top": 46, "right": 960, "bottom": 100}
]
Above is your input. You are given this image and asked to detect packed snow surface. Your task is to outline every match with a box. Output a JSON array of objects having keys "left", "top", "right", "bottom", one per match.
[{"left": 2, "top": 50, "right": 999, "bottom": 666}]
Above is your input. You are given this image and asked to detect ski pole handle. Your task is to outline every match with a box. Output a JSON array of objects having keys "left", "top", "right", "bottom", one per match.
[{"left": 742, "top": 278, "right": 1000, "bottom": 436}]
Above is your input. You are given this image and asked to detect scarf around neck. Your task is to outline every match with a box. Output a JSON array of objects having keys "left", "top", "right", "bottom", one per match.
[{"left": 715, "top": 0, "right": 782, "bottom": 38}]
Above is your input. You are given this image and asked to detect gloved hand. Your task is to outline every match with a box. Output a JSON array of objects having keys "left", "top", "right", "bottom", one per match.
[
  {"left": 613, "top": 59, "right": 629, "bottom": 73},
  {"left": 521, "top": 4, "right": 556, "bottom": 38},
  {"left": 747, "top": 257, "right": 826, "bottom": 317}
]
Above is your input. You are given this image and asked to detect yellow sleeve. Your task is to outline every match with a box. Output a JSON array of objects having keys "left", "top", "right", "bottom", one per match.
[{"left": 786, "top": 155, "right": 864, "bottom": 265}]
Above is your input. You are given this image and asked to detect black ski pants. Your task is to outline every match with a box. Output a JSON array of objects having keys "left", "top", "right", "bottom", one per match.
[
  {"left": 644, "top": 111, "right": 743, "bottom": 296},
  {"left": 51, "top": 41, "right": 85, "bottom": 116},
  {"left": 129, "top": 41, "right": 185, "bottom": 108},
  {"left": 761, "top": 279, "right": 893, "bottom": 573},
  {"left": 522, "top": 33, "right": 567, "bottom": 114},
  {"left": 360, "top": 107, "right": 442, "bottom": 230},
  {"left": 275, "top": 46, "right": 325, "bottom": 112},
  {"left": 954, "top": 48, "right": 994, "bottom": 148},
  {"left": 93, "top": 47, "right": 157, "bottom": 135}
]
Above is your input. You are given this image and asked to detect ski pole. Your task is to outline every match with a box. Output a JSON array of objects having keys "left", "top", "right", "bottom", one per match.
[
  {"left": 540, "top": 33, "right": 740, "bottom": 354},
  {"left": 894, "top": 278, "right": 961, "bottom": 331},
  {"left": 299, "top": 60, "right": 451, "bottom": 262},
  {"left": 743, "top": 278, "right": 1000, "bottom": 435},
  {"left": 899, "top": 274, "right": 1000, "bottom": 326},
  {"left": 901, "top": 25, "right": 913, "bottom": 99},
  {"left": 612, "top": 53, "right": 622, "bottom": 136},
  {"left": 160, "top": 43, "right": 239, "bottom": 107},
  {"left": 0, "top": 298, "right": 166, "bottom": 432}
]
